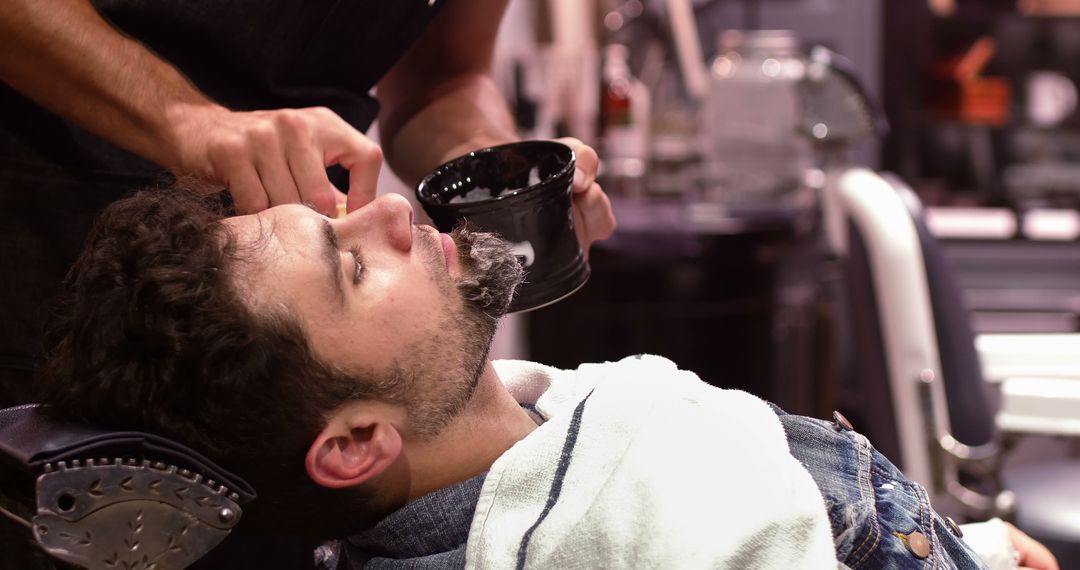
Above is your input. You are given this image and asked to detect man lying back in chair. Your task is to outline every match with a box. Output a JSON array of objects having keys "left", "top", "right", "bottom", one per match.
[{"left": 35, "top": 188, "right": 1056, "bottom": 569}]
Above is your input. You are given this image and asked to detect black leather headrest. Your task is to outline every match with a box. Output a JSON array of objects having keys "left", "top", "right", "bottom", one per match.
[{"left": 0, "top": 404, "right": 255, "bottom": 504}]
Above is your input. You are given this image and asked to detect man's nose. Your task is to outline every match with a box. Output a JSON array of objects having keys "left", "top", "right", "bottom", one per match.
[{"left": 339, "top": 193, "right": 414, "bottom": 252}]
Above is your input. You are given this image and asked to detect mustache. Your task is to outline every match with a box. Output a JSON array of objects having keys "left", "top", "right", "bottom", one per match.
[{"left": 450, "top": 224, "right": 525, "bottom": 319}]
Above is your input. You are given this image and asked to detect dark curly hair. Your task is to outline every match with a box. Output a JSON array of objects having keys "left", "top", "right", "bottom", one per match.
[{"left": 36, "top": 188, "right": 388, "bottom": 537}]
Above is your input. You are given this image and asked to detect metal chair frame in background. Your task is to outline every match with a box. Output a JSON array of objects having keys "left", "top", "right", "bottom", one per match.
[{"left": 825, "top": 166, "right": 1080, "bottom": 563}]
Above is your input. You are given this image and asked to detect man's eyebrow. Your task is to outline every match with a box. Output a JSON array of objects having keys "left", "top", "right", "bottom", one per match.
[{"left": 320, "top": 218, "right": 346, "bottom": 306}]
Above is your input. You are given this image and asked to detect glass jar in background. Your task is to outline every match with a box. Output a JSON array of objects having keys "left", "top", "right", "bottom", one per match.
[
  {"left": 701, "top": 30, "right": 812, "bottom": 208},
  {"left": 645, "top": 64, "right": 704, "bottom": 199}
]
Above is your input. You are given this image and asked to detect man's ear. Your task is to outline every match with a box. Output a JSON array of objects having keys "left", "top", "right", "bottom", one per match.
[{"left": 305, "top": 414, "right": 403, "bottom": 489}]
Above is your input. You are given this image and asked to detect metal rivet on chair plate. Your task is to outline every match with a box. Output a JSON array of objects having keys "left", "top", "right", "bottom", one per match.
[
  {"left": 832, "top": 411, "right": 854, "bottom": 431},
  {"left": 904, "top": 531, "right": 931, "bottom": 559},
  {"left": 945, "top": 516, "right": 963, "bottom": 538}
]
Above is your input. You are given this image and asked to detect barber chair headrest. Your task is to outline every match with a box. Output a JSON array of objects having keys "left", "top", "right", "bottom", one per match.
[{"left": 0, "top": 404, "right": 256, "bottom": 570}]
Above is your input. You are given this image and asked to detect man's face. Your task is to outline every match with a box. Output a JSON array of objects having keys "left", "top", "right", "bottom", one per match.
[{"left": 221, "top": 194, "right": 521, "bottom": 438}]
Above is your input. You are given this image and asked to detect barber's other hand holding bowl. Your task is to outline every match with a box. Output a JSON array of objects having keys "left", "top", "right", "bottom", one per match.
[{"left": 555, "top": 137, "right": 616, "bottom": 257}]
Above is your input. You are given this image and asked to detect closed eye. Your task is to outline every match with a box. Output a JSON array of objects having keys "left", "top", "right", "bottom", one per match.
[{"left": 350, "top": 248, "right": 364, "bottom": 285}]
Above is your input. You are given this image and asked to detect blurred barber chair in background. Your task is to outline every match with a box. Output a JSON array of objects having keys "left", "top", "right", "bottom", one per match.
[
  {"left": 0, "top": 404, "right": 259, "bottom": 569},
  {"left": 825, "top": 167, "right": 1080, "bottom": 566}
]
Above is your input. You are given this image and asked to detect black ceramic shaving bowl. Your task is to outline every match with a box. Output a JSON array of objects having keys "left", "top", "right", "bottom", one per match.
[{"left": 416, "top": 141, "right": 588, "bottom": 312}]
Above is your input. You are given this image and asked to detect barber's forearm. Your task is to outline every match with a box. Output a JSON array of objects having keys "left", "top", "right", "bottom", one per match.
[
  {"left": 376, "top": 0, "right": 514, "bottom": 186},
  {"left": 381, "top": 74, "right": 518, "bottom": 187},
  {"left": 0, "top": 0, "right": 216, "bottom": 170}
]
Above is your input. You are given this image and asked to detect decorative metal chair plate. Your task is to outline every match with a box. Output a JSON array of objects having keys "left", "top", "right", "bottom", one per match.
[{"left": 0, "top": 404, "right": 255, "bottom": 569}]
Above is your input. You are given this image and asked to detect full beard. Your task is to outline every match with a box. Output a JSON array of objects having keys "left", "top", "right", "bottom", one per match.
[
  {"left": 450, "top": 224, "right": 525, "bottom": 320},
  {"left": 378, "top": 225, "right": 524, "bottom": 441}
]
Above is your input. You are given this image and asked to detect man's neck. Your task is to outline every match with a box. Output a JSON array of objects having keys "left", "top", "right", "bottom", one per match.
[{"left": 403, "top": 361, "right": 537, "bottom": 501}]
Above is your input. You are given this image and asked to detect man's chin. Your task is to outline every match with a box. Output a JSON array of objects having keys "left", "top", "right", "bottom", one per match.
[{"left": 451, "top": 226, "right": 524, "bottom": 318}]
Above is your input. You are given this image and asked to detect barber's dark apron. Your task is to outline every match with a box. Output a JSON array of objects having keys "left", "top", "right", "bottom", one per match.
[{"left": 0, "top": 0, "right": 449, "bottom": 406}]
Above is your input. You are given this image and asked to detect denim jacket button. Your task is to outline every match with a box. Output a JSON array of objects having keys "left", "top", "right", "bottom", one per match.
[
  {"left": 832, "top": 410, "right": 854, "bottom": 431},
  {"left": 945, "top": 516, "right": 963, "bottom": 538},
  {"left": 904, "top": 531, "right": 931, "bottom": 559}
]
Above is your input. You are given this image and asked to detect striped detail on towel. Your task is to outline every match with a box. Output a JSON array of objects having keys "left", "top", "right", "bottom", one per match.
[{"left": 514, "top": 389, "right": 595, "bottom": 570}]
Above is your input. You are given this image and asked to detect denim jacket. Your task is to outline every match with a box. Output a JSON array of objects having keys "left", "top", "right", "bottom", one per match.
[{"left": 775, "top": 407, "right": 989, "bottom": 569}]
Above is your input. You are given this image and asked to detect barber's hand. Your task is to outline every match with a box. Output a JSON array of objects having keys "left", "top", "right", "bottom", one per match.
[
  {"left": 1006, "top": 522, "right": 1059, "bottom": 570},
  {"left": 171, "top": 105, "right": 383, "bottom": 215},
  {"left": 555, "top": 137, "right": 616, "bottom": 257}
]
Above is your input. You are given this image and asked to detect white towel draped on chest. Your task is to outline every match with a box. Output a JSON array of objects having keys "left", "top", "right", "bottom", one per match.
[{"left": 467, "top": 355, "right": 837, "bottom": 569}]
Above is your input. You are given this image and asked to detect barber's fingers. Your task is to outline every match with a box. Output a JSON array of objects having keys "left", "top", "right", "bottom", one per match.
[
  {"left": 276, "top": 107, "right": 362, "bottom": 216},
  {"left": 572, "top": 181, "right": 616, "bottom": 257},
  {"left": 556, "top": 137, "right": 599, "bottom": 194},
  {"left": 200, "top": 124, "right": 266, "bottom": 213},
  {"left": 286, "top": 141, "right": 339, "bottom": 216},
  {"left": 306, "top": 106, "right": 383, "bottom": 214},
  {"left": 250, "top": 127, "right": 303, "bottom": 210},
  {"left": 212, "top": 149, "right": 269, "bottom": 214},
  {"left": 345, "top": 160, "right": 380, "bottom": 214},
  {"left": 553, "top": 138, "right": 614, "bottom": 256},
  {"left": 342, "top": 139, "right": 382, "bottom": 213},
  {"left": 193, "top": 107, "right": 380, "bottom": 215}
]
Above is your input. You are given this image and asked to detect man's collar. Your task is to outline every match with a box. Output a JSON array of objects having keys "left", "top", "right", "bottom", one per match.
[{"left": 344, "top": 472, "right": 487, "bottom": 568}]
